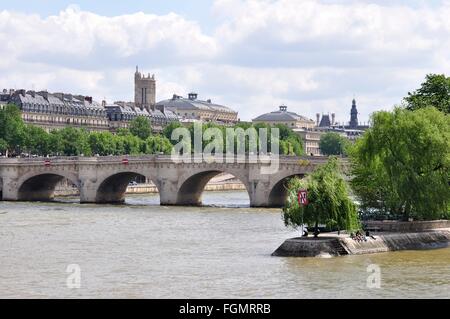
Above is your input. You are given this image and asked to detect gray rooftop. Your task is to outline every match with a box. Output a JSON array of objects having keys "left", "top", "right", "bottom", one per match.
[
  {"left": 252, "top": 105, "right": 314, "bottom": 123},
  {"left": 156, "top": 93, "right": 237, "bottom": 114}
]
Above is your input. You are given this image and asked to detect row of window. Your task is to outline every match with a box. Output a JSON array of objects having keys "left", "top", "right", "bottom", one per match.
[
  {"left": 108, "top": 112, "right": 176, "bottom": 125},
  {"left": 22, "top": 114, "right": 109, "bottom": 126},
  {"left": 177, "top": 111, "right": 237, "bottom": 120},
  {"left": 21, "top": 103, "right": 106, "bottom": 117}
]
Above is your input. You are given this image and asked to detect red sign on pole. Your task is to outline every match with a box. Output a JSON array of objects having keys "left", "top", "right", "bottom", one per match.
[
  {"left": 44, "top": 159, "right": 51, "bottom": 167},
  {"left": 122, "top": 158, "right": 129, "bottom": 165},
  {"left": 298, "top": 189, "right": 308, "bottom": 206}
]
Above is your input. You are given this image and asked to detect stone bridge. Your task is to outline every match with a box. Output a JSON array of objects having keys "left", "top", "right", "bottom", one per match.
[{"left": 0, "top": 155, "right": 346, "bottom": 207}]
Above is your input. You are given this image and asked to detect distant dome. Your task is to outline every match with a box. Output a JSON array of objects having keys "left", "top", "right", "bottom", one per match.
[
  {"left": 156, "top": 94, "right": 236, "bottom": 114},
  {"left": 252, "top": 105, "right": 313, "bottom": 122}
]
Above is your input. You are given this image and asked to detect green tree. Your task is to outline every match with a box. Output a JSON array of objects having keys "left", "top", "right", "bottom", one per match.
[
  {"left": 319, "top": 132, "right": 349, "bottom": 156},
  {"left": 129, "top": 116, "right": 152, "bottom": 140},
  {"left": 23, "top": 125, "right": 50, "bottom": 156},
  {"left": 116, "top": 128, "right": 131, "bottom": 136},
  {"left": 48, "top": 130, "right": 63, "bottom": 155},
  {"left": 162, "top": 121, "right": 184, "bottom": 142},
  {"left": 142, "top": 135, "right": 173, "bottom": 154},
  {"left": 0, "top": 104, "right": 26, "bottom": 156},
  {"left": 55, "top": 127, "right": 91, "bottom": 156},
  {"left": 404, "top": 74, "right": 450, "bottom": 114},
  {"left": 0, "top": 138, "right": 7, "bottom": 155},
  {"left": 282, "top": 157, "right": 359, "bottom": 235},
  {"left": 349, "top": 107, "right": 450, "bottom": 220},
  {"left": 88, "top": 131, "right": 116, "bottom": 156},
  {"left": 274, "top": 124, "right": 304, "bottom": 156},
  {"left": 119, "top": 133, "right": 142, "bottom": 155}
]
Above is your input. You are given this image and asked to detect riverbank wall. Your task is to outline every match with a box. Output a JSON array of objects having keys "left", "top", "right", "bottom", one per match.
[
  {"left": 272, "top": 229, "right": 450, "bottom": 257},
  {"left": 54, "top": 181, "right": 246, "bottom": 197},
  {"left": 363, "top": 220, "right": 450, "bottom": 232}
]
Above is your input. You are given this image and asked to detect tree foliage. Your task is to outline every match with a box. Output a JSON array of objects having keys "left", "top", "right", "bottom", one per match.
[
  {"left": 404, "top": 74, "right": 450, "bottom": 114},
  {"left": 349, "top": 107, "right": 450, "bottom": 220},
  {"left": 23, "top": 125, "right": 50, "bottom": 155},
  {"left": 0, "top": 104, "right": 26, "bottom": 155},
  {"left": 282, "top": 157, "right": 359, "bottom": 233},
  {"left": 1, "top": 104, "right": 305, "bottom": 158},
  {"left": 0, "top": 138, "right": 7, "bottom": 154},
  {"left": 129, "top": 116, "right": 152, "bottom": 140},
  {"left": 0, "top": 104, "right": 173, "bottom": 157},
  {"left": 162, "top": 122, "right": 304, "bottom": 156},
  {"left": 319, "top": 132, "right": 349, "bottom": 156}
]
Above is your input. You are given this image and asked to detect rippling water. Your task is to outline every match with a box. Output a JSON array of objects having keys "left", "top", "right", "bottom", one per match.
[{"left": 0, "top": 191, "right": 449, "bottom": 298}]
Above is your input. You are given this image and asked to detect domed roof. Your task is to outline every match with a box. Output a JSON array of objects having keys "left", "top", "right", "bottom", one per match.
[
  {"left": 253, "top": 105, "right": 313, "bottom": 122},
  {"left": 156, "top": 93, "right": 236, "bottom": 114}
]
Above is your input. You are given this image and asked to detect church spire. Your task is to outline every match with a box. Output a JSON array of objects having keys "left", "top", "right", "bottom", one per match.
[{"left": 349, "top": 98, "right": 358, "bottom": 128}]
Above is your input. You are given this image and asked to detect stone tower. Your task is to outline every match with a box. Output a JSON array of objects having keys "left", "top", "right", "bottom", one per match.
[
  {"left": 134, "top": 66, "right": 156, "bottom": 111},
  {"left": 349, "top": 98, "right": 358, "bottom": 128}
]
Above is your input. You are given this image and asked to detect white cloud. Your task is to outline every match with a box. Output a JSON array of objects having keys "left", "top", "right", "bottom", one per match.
[
  {"left": 0, "top": 6, "right": 217, "bottom": 67},
  {"left": 1, "top": 1, "right": 450, "bottom": 122}
]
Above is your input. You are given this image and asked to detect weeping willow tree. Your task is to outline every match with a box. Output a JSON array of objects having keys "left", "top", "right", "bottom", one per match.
[
  {"left": 282, "top": 157, "right": 360, "bottom": 236},
  {"left": 349, "top": 107, "right": 450, "bottom": 220}
]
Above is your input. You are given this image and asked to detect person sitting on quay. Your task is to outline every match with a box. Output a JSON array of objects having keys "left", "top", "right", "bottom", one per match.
[
  {"left": 366, "top": 230, "right": 377, "bottom": 240},
  {"left": 313, "top": 228, "right": 320, "bottom": 238}
]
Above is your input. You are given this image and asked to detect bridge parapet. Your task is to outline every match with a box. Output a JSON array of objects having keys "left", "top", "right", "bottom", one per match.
[{"left": 0, "top": 155, "right": 349, "bottom": 206}]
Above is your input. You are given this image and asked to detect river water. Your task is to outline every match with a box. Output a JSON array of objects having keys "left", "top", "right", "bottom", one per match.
[{"left": 0, "top": 191, "right": 449, "bottom": 299}]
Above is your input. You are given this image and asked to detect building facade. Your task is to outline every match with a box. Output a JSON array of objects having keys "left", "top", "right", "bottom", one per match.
[
  {"left": 156, "top": 93, "right": 238, "bottom": 124},
  {"left": 252, "top": 105, "right": 315, "bottom": 129},
  {"left": 293, "top": 128, "right": 322, "bottom": 156},
  {"left": 1, "top": 67, "right": 179, "bottom": 132},
  {"left": 105, "top": 100, "right": 178, "bottom": 132},
  {"left": 252, "top": 105, "right": 317, "bottom": 155},
  {"left": 134, "top": 66, "right": 156, "bottom": 110},
  {"left": 315, "top": 99, "right": 369, "bottom": 141},
  {"left": 0, "top": 89, "right": 109, "bottom": 131}
]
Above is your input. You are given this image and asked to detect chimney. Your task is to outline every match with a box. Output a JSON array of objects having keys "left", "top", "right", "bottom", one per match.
[
  {"left": 316, "top": 113, "right": 320, "bottom": 126},
  {"left": 84, "top": 96, "right": 92, "bottom": 104},
  {"left": 155, "top": 104, "right": 165, "bottom": 114},
  {"left": 331, "top": 113, "right": 335, "bottom": 125},
  {"left": 54, "top": 93, "right": 64, "bottom": 100},
  {"left": 102, "top": 100, "right": 106, "bottom": 107},
  {"left": 207, "top": 99, "right": 212, "bottom": 103},
  {"left": 37, "top": 91, "right": 49, "bottom": 100}
]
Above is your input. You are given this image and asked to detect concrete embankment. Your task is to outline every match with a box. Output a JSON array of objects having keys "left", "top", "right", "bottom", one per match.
[
  {"left": 272, "top": 229, "right": 450, "bottom": 257},
  {"left": 54, "top": 181, "right": 246, "bottom": 196}
]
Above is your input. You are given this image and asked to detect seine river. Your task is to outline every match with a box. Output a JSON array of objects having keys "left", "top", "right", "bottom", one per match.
[{"left": 0, "top": 191, "right": 449, "bottom": 299}]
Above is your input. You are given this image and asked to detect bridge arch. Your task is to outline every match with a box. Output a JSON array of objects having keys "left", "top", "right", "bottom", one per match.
[
  {"left": 95, "top": 170, "right": 158, "bottom": 203},
  {"left": 267, "top": 173, "right": 306, "bottom": 207},
  {"left": 176, "top": 169, "right": 251, "bottom": 206},
  {"left": 17, "top": 172, "right": 80, "bottom": 201}
]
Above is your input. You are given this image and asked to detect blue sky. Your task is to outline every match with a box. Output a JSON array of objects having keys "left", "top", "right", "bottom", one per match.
[
  {"left": 0, "top": 0, "right": 217, "bottom": 29},
  {"left": 1, "top": 0, "right": 449, "bottom": 122}
]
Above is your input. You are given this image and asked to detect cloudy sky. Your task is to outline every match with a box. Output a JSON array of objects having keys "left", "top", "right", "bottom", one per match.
[{"left": 1, "top": 0, "right": 449, "bottom": 123}]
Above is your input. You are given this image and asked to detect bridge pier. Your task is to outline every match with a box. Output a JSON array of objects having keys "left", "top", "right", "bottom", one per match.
[
  {"left": 248, "top": 180, "right": 272, "bottom": 207},
  {"left": 157, "top": 178, "right": 179, "bottom": 205},
  {"left": 0, "top": 176, "right": 18, "bottom": 201}
]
